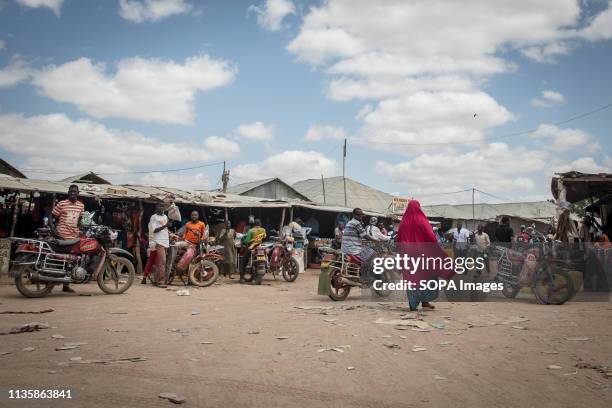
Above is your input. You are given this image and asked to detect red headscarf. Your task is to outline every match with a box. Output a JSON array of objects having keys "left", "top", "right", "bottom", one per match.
[
  {"left": 397, "top": 200, "right": 438, "bottom": 244},
  {"left": 397, "top": 200, "right": 454, "bottom": 281}
]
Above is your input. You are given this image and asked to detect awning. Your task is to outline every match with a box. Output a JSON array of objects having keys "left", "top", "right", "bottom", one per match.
[{"left": 551, "top": 172, "right": 612, "bottom": 203}]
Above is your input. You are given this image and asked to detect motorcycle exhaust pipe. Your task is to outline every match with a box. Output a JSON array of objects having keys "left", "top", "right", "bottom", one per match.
[
  {"left": 340, "top": 277, "right": 362, "bottom": 287},
  {"left": 32, "top": 272, "right": 71, "bottom": 283}
]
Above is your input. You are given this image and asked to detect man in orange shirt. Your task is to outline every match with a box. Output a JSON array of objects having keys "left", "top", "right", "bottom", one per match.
[{"left": 176, "top": 211, "right": 206, "bottom": 271}]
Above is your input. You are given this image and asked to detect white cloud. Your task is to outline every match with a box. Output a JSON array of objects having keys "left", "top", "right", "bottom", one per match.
[
  {"left": 235, "top": 121, "right": 274, "bottom": 141},
  {"left": 32, "top": 55, "right": 236, "bottom": 124},
  {"left": 232, "top": 150, "right": 337, "bottom": 183},
  {"left": 15, "top": 0, "right": 63, "bottom": 16},
  {"left": 304, "top": 124, "right": 347, "bottom": 142},
  {"left": 579, "top": 1, "right": 612, "bottom": 41},
  {"left": 0, "top": 113, "right": 239, "bottom": 188},
  {"left": 0, "top": 56, "right": 31, "bottom": 88},
  {"left": 520, "top": 42, "right": 573, "bottom": 63},
  {"left": 355, "top": 90, "right": 514, "bottom": 151},
  {"left": 203, "top": 136, "right": 240, "bottom": 157},
  {"left": 531, "top": 90, "right": 565, "bottom": 108},
  {"left": 375, "top": 143, "right": 548, "bottom": 200},
  {"left": 0, "top": 40, "right": 5, "bottom": 51},
  {"left": 552, "top": 157, "right": 612, "bottom": 174},
  {"left": 531, "top": 124, "right": 597, "bottom": 152},
  {"left": 119, "top": 0, "right": 192, "bottom": 23},
  {"left": 248, "top": 0, "right": 296, "bottom": 31}
]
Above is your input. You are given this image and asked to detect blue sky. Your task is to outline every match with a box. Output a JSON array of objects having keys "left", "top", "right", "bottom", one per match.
[{"left": 0, "top": 0, "right": 611, "bottom": 204}]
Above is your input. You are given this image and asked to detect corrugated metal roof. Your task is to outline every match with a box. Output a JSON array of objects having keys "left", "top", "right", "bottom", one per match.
[
  {"left": 292, "top": 176, "right": 394, "bottom": 213},
  {"left": 290, "top": 200, "right": 387, "bottom": 218},
  {"left": 0, "top": 176, "right": 290, "bottom": 208},
  {"left": 421, "top": 201, "right": 557, "bottom": 221},
  {"left": 227, "top": 178, "right": 278, "bottom": 194}
]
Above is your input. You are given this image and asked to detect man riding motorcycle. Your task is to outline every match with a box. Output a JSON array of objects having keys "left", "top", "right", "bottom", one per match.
[
  {"left": 341, "top": 208, "right": 378, "bottom": 281},
  {"left": 239, "top": 218, "right": 266, "bottom": 283},
  {"left": 176, "top": 211, "right": 206, "bottom": 269}
]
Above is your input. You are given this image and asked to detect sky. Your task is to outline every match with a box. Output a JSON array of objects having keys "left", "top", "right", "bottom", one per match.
[{"left": 0, "top": 0, "right": 611, "bottom": 205}]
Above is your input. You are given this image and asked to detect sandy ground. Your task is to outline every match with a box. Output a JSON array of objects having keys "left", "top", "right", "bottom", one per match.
[{"left": 0, "top": 270, "right": 611, "bottom": 408}]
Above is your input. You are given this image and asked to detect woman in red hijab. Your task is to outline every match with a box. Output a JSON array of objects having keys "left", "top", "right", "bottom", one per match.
[{"left": 397, "top": 200, "right": 454, "bottom": 311}]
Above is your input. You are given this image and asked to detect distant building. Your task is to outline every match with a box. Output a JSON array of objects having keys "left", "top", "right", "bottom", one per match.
[
  {"left": 421, "top": 201, "right": 558, "bottom": 232},
  {"left": 0, "top": 158, "right": 26, "bottom": 179},
  {"left": 227, "top": 178, "right": 309, "bottom": 201},
  {"left": 60, "top": 172, "right": 111, "bottom": 185}
]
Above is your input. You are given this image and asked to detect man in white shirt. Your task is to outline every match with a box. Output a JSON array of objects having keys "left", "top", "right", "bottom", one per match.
[
  {"left": 448, "top": 221, "right": 471, "bottom": 258},
  {"left": 366, "top": 217, "right": 390, "bottom": 241},
  {"left": 474, "top": 224, "right": 491, "bottom": 251},
  {"left": 149, "top": 202, "right": 171, "bottom": 287}
]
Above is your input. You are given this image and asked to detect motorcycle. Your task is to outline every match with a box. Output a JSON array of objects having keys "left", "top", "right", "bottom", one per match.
[
  {"left": 161, "top": 238, "right": 219, "bottom": 287},
  {"left": 10, "top": 225, "right": 135, "bottom": 298},
  {"left": 319, "top": 240, "right": 397, "bottom": 301},
  {"left": 494, "top": 233, "right": 575, "bottom": 304},
  {"left": 268, "top": 235, "right": 300, "bottom": 282},
  {"left": 240, "top": 243, "right": 269, "bottom": 285}
]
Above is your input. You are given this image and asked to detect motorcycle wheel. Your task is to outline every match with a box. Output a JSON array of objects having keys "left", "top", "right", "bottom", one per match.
[
  {"left": 97, "top": 256, "right": 135, "bottom": 294},
  {"left": 371, "top": 270, "right": 392, "bottom": 298},
  {"left": 14, "top": 264, "right": 55, "bottom": 298},
  {"left": 533, "top": 266, "right": 574, "bottom": 305},
  {"left": 281, "top": 258, "right": 300, "bottom": 282},
  {"left": 501, "top": 283, "right": 520, "bottom": 299},
  {"left": 189, "top": 259, "right": 219, "bottom": 287},
  {"left": 328, "top": 268, "right": 351, "bottom": 301}
]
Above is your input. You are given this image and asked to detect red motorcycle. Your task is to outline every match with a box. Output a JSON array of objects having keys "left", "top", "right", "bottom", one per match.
[
  {"left": 268, "top": 235, "right": 300, "bottom": 282},
  {"left": 10, "top": 226, "right": 135, "bottom": 298}
]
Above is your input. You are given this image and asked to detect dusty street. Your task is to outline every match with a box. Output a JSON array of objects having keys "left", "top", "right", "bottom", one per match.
[{"left": 1, "top": 270, "right": 611, "bottom": 408}]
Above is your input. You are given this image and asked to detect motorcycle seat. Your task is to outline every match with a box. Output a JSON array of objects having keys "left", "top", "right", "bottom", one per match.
[{"left": 54, "top": 237, "right": 80, "bottom": 246}]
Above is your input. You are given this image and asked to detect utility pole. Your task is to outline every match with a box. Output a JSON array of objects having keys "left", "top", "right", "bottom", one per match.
[
  {"left": 221, "top": 161, "right": 229, "bottom": 193},
  {"left": 472, "top": 187, "right": 475, "bottom": 231},
  {"left": 321, "top": 174, "right": 326, "bottom": 204},
  {"left": 343, "top": 138, "right": 347, "bottom": 207}
]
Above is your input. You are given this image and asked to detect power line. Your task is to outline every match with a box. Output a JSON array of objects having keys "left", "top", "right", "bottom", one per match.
[
  {"left": 356, "top": 102, "right": 612, "bottom": 147},
  {"left": 474, "top": 188, "right": 514, "bottom": 202},
  {"left": 405, "top": 188, "right": 473, "bottom": 198},
  {"left": 20, "top": 161, "right": 225, "bottom": 176}
]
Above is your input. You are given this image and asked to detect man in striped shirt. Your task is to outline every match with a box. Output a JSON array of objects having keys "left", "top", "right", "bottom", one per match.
[
  {"left": 341, "top": 208, "right": 377, "bottom": 264},
  {"left": 50, "top": 184, "right": 85, "bottom": 293}
]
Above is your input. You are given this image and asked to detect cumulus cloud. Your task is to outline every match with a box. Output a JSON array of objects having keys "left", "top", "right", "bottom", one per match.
[
  {"left": 552, "top": 157, "right": 612, "bottom": 174},
  {"left": 375, "top": 143, "right": 547, "bottom": 199},
  {"left": 531, "top": 90, "right": 565, "bottom": 108},
  {"left": 32, "top": 55, "right": 236, "bottom": 124},
  {"left": 355, "top": 90, "right": 514, "bottom": 151},
  {"left": 304, "top": 124, "right": 347, "bottom": 142},
  {"left": 232, "top": 150, "right": 336, "bottom": 183},
  {"left": 520, "top": 42, "right": 573, "bottom": 64},
  {"left": 235, "top": 121, "right": 274, "bottom": 141},
  {"left": 15, "top": 0, "right": 63, "bottom": 16},
  {"left": 531, "top": 124, "right": 598, "bottom": 152},
  {"left": 579, "top": 1, "right": 612, "bottom": 41},
  {"left": 0, "top": 113, "right": 239, "bottom": 188},
  {"left": 0, "top": 56, "right": 32, "bottom": 88},
  {"left": 248, "top": 0, "right": 296, "bottom": 31},
  {"left": 119, "top": 0, "right": 192, "bottom": 23}
]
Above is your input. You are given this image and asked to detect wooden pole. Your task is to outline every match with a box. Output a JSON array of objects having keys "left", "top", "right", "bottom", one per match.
[
  {"left": 279, "top": 208, "right": 286, "bottom": 232},
  {"left": 343, "top": 139, "right": 347, "bottom": 207},
  {"left": 133, "top": 200, "right": 143, "bottom": 275},
  {"left": 472, "top": 187, "right": 475, "bottom": 231},
  {"left": 10, "top": 195, "right": 19, "bottom": 237},
  {"left": 321, "top": 175, "right": 326, "bottom": 204}
]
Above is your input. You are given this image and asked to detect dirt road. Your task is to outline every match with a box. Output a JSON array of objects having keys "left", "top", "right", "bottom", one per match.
[{"left": 1, "top": 270, "right": 611, "bottom": 408}]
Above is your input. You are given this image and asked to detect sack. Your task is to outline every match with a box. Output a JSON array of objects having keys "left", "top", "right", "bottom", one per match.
[{"left": 167, "top": 203, "right": 181, "bottom": 222}]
